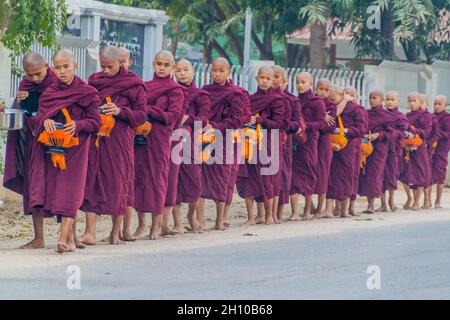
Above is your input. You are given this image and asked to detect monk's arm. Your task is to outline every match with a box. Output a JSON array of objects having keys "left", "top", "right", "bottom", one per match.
[
  {"left": 241, "top": 94, "right": 252, "bottom": 125},
  {"left": 286, "top": 100, "right": 301, "bottom": 133},
  {"left": 185, "top": 93, "right": 210, "bottom": 127},
  {"left": 76, "top": 95, "right": 102, "bottom": 135},
  {"left": 347, "top": 108, "right": 366, "bottom": 139},
  {"left": 210, "top": 93, "right": 243, "bottom": 132},
  {"left": 306, "top": 100, "right": 326, "bottom": 132},
  {"left": 428, "top": 119, "right": 441, "bottom": 144},
  {"left": 115, "top": 85, "right": 147, "bottom": 129},
  {"left": 413, "top": 113, "right": 433, "bottom": 140},
  {"left": 257, "top": 98, "right": 284, "bottom": 129},
  {"left": 148, "top": 89, "right": 183, "bottom": 128}
]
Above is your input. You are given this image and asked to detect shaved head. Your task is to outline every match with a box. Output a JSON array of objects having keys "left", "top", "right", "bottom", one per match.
[
  {"left": 100, "top": 45, "right": 120, "bottom": 61},
  {"left": 22, "top": 52, "right": 46, "bottom": 68},
  {"left": 212, "top": 57, "right": 231, "bottom": 70},
  {"left": 155, "top": 50, "right": 175, "bottom": 64},
  {"left": 369, "top": 90, "right": 384, "bottom": 99},
  {"left": 317, "top": 78, "right": 332, "bottom": 87},
  {"left": 153, "top": 50, "right": 175, "bottom": 78},
  {"left": 435, "top": 95, "right": 448, "bottom": 105},
  {"left": 258, "top": 65, "right": 274, "bottom": 77},
  {"left": 118, "top": 47, "right": 131, "bottom": 60},
  {"left": 434, "top": 95, "right": 448, "bottom": 113},
  {"left": 386, "top": 90, "right": 399, "bottom": 98},
  {"left": 271, "top": 65, "right": 285, "bottom": 74},
  {"left": 408, "top": 91, "right": 421, "bottom": 99},
  {"left": 296, "top": 72, "right": 313, "bottom": 94},
  {"left": 296, "top": 72, "right": 313, "bottom": 83},
  {"left": 175, "top": 59, "right": 195, "bottom": 85},
  {"left": 53, "top": 49, "right": 76, "bottom": 64},
  {"left": 176, "top": 58, "right": 193, "bottom": 70}
]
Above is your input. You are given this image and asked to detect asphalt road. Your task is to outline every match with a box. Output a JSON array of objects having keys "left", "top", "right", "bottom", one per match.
[{"left": 1, "top": 219, "right": 450, "bottom": 300}]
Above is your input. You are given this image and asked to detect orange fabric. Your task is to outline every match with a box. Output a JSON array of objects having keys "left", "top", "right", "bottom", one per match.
[
  {"left": 330, "top": 115, "right": 348, "bottom": 151},
  {"left": 134, "top": 121, "right": 153, "bottom": 136},
  {"left": 402, "top": 126, "right": 423, "bottom": 162},
  {"left": 360, "top": 131, "right": 374, "bottom": 170},
  {"left": 96, "top": 96, "right": 116, "bottom": 149}
]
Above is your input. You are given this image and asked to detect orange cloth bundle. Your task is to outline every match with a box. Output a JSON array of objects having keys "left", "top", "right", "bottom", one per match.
[
  {"left": 360, "top": 132, "right": 374, "bottom": 170},
  {"left": 242, "top": 127, "right": 258, "bottom": 163},
  {"left": 96, "top": 97, "right": 116, "bottom": 148},
  {"left": 198, "top": 128, "right": 216, "bottom": 163},
  {"left": 329, "top": 115, "right": 348, "bottom": 151},
  {"left": 402, "top": 126, "right": 423, "bottom": 162},
  {"left": 38, "top": 107, "right": 79, "bottom": 171},
  {"left": 135, "top": 122, "right": 153, "bottom": 136}
]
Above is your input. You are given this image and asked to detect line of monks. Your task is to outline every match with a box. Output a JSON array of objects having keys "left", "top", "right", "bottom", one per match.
[{"left": 1, "top": 46, "right": 449, "bottom": 254}]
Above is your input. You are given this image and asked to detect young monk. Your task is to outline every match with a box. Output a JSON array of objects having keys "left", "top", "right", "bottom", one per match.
[
  {"left": 28, "top": 49, "right": 101, "bottom": 253},
  {"left": 325, "top": 87, "right": 366, "bottom": 217},
  {"left": 314, "top": 79, "right": 337, "bottom": 218},
  {"left": 379, "top": 91, "right": 408, "bottom": 212},
  {"left": 431, "top": 95, "right": 450, "bottom": 208},
  {"left": 290, "top": 72, "right": 326, "bottom": 221},
  {"left": 358, "top": 91, "right": 394, "bottom": 213},
  {"left": 276, "top": 70, "right": 302, "bottom": 222},
  {"left": 79, "top": 46, "right": 147, "bottom": 245},
  {"left": 173, "top": 59, "right": 210, "bottom": 233},
  {"left": 201, "top": 57, "right": 244, "bottom": 230},
  {"left": 133, "top": 50, "right": 186, "bottom": 240},
  {"left": 3, "top": 52, "right": 57, "bottom": 249},
  {"left": 420, "top": 94, "right": 441, "bottom": 209},
  {"left": 236, "top": 66, "right": 284, "bottom": 224},
  {"left": 400, "top": 92, "right": 433, "bottom": 210}
]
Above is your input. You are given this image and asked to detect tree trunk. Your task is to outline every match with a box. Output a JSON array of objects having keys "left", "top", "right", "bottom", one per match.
[
  {"left": 309, "top": 21, "right": 327, "bottom": 69},
  {"left": 380, "top": 5, "right": 396, "bottom": 60},
  {"left": 401, "top": 39, "right": 418, "bottom": 62},
  {"left": 203, "top": 41, "right": 213, "bottom": 64},
  {"left": 169, "top": 22, "right": 181, "bottom": 55},
  {"left": 213, "top": 39, "right": 232, "bottom": 62}
]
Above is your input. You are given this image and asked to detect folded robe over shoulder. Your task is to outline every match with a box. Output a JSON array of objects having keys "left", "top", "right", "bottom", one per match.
[
  {"left": 81, "top": 67, "right": 147, "bottom": 216},
  {"left": 383, "top": 107, "right": 408, "bottom": 192},
  {"left": 327, "top": 101, "right": 366, "bottom": 201},
  {"left": 432, "top": 111, "right": 450, "bottom": 184},
  {"left": 291, "top": 89, "right": 326, "bottom": 196},
  {"left": 3, "top": 68, "right": 57, "bottom": 216},
  {"left": 399, "top": 109, "right": 432, "bottom": 187},
  {"left": 236, "top": 88, "right": 284, "bottom": 200},
  {"left": 351, "top": 104, "right": 368, "bottom": 201},
  {"left": 425, "top": 112, "right": 441, "bottom": 187},
  {"left": 201, "top": 82, "right": 243, "bottom": 203},
  {"left": 28, "top": 76, "right": 101, "bottom": 219},
  {"left": 134, "top": 75, "right": 185, "bottom": 214},
  {"left": 176, "top": 82, "right": 211, "bottom": 204},
  {"left": 314, "top": 97, "right": 337, "bottom": 195},
  {"left": 358, "top": 106, "right": 394, "bottom": 198}
]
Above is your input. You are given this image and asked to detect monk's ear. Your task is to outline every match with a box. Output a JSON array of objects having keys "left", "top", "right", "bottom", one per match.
[{"left": 74, "top": 62, "right": 79, "bottom": 70}]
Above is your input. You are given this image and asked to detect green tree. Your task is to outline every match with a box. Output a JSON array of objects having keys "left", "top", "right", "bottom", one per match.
[{"left": 0, "top": 0, "right": 66, "bottom": 55}]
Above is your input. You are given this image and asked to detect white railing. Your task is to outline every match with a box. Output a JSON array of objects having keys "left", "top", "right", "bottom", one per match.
[{"left": 193, "top": 63, "right": 368, "bottom": 106}]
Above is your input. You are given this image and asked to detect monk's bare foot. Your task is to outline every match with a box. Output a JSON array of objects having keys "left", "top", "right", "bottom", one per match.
[
  {"left": 110, "top": 234, "right": 125, "bottom": 245},
  {"left": 78, "top": 233, "right": 96, "bottom": 246},
  {"left": 411, "top": 203, "right": 420, "bottom": 211},
  {"left": 172, "top": 226, "right": 185, "bottom": 235},
  {"left": 422, "top": 202, "right": 431, "bottom": 210},
  {"left": 363, "top": 207, "right": 375, "bottom": 214},
  {"left": 403, "top": 199, "right": 412, "bottom": 210},
  {"left": 340, "top": 212, "right": 351, "bottom": 218},
  {"left": 255, "top": 216, "right": 266, "bottom": 224},
  {"left": 243, "top": 219, "right": 256, "bottom": 226},
  {"left": 315, "top": 212, "right": 322, "bottom": 220},
  {"left": 273, "top": 216, "right": 282, "bottom": 224},
  {"left": 20, "top": 238, "right": 45, "bottom": 249},
  {"left": 223, "top": 222, "right": 231, "bottom": 229},
  {"left": 321, "top": 210, "right": 334, "bottom": 219},
  {"left": 287, "top": 214, "right": 300, "bottom": 221},
  {"left": 121, "top": 232, "right": 136, "bottom": 242},
  {"left": 435, "top": 203, "right": 442, "bottom": 209},
  {"left": 75, "top": 238, "right": 86, "bottom": 249},
  {"left": 56, "top": 242, "right": 72, "bottom": 254},
  {"left": 266, "top": 217, "right": 275, "bottom": 225},
  {"left": 133, "top": 226, "right": 148, "bottom": 239},
  {"left": 150, "top": 227, "right": 160, "bottom": 240},
  {"left": 391, "top": 206, "right": 398, "bottom": 212},
  {"left": 215, "top": 223, "right": 226, "bottom": 231},
  {"left": 348, "top": 209, "right": 358, "bottom": 217},
  {"left": 375, "top": 206, "right": 387, "bottom": 213},
  {"left": 160, "top": 226, "right": 176, "bottom": 236},
  {"left": 302, "top": 213, "right": 313, "bottom": 221},
  {"left": 67, "top": 237, "right": 77, "bottom": 252}
]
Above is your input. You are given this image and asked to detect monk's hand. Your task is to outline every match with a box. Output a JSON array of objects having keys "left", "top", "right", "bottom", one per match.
[
  {"left": 44, "top": 119, "right": 57, "bottom": 134},
  {"left": 203, "top": 123, "right": 213, "bottom": 132},
  {"left": 296, "top": 127, "right": 303, "bottom": 135},
  {"left": 0, "top": 101, "right": 5, "bottom": 112},
  {"left": 182, "top": 115, "right": 189, "bottom": 125},
  {"left": 371, "top": 133, "right": 380, "bottom": 140},
  {"left": 405, "top": 131, "right": 414, "bottom": 139},
  {"left": 102, "top": 102, "right": 121, "bottom": 116},
  {"left": 247, "top": 116, "right": 257, "bottom": 126},
  {"left": 17, "top": 91, "right": 29, "bottom": 102},
  {"left": 325, "top": 112, "right": 335, "bottom": 126},
  {"left": 64, "top": 121, "right": 77, "bottom": 136}
]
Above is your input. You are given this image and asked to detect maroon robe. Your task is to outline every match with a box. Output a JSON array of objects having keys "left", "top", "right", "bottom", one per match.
[
  {"left": 81, "top": 68, "right": 147, "bottom": 215},
  {"left": 291, "top": 89, "right": 326, "bottom": 196},
  {"left": 28, "top": 76, "right": 101, "bottom": 218},
  {"left": 236, "top": 88, "right": 284, "bottom": 199},
  {"left": 426, "top": 112, "right": 441, "bottom": 187},
  {"left": 358, "top": 106, "right": 394, "bottom": 198},
  {"left": 226, "top": 83, "right": 251, "bottom": 205},
  {"left": 279, "top": 89, "right": 301, "bottom": 205},
  {"left": 201, "top": 82, "right": 244, "bottom": 202},
  {"left": 134, "top": 75, "right": 185, "bottom": 214},
  {"left": 351, "top": 105, "right": 368, "bottom": 201},
  {"left": 3, "top": 68, "right": 57, "bottom": 216},
  {"left": 399, "top": 109, "right": 432, "bottom": 187},
  {"left": 314, "top": 97, "right": 337, "bottom": 195},
  {"left": 327, "top": 101, "right": 366, "bottom": 200},
  {"left": 382, "top": 108, "right": 408, "bottom": 192},
  {"left": 176, "top": 82, "right": 210, "bottom": 204},
  {"left": 432, "top": 111, "right": 450, "bottom": 184}
]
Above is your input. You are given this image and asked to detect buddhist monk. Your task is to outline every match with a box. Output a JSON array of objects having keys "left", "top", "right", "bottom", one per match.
[
  {"left": 133, "top": 50, "right": 186, "bottom": 240},
  {"left": 314, "top": 79, "right": 337, "bottom": 218},
  {"left": 290, "top": 72, "right": 326, "bottom": 221},
  {"left": 400, "top": 92, "right": 432, "bottom": 210},
  {"left": 431, "top": 95, "right": 450, "bottom": 208},
  {"left": 358, "top": 91, "right": 394, "bottom": 213},
  {"left": 201, "top": 57, "right": 243, "bottom": 230},
  {"left": 28, "top": 49, "right": 101, "bottom": 253},
  {"left": 236, "top": 66, "right": 284, "bottom": 225},
  {"left": 325, "top": 87, "right": 366, "bottom": 217},
  {"left": 379, "top": 91, "right": 408, "bottom": 212},
  {"left": 173, "top": 59, "right": 210, "bottom": 233},
  {"left": 3, "top": 52, "right": 57, "bottom": 249},
  {"left": 79, "top": 46, "right": 147, "bottom": 245},
  {"left": 420, "top": 94, "right": 440, "bottom": 209},
  {"left": 276, "top": 70, "right": 302, "bottom": 221},
  {"left": 118, "top": 47, "right": 133, "bottom": 71}
]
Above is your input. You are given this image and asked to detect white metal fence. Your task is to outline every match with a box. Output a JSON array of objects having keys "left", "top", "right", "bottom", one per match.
[{"left": 193, "top": 63, "right": 368, "bottom": 106}]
